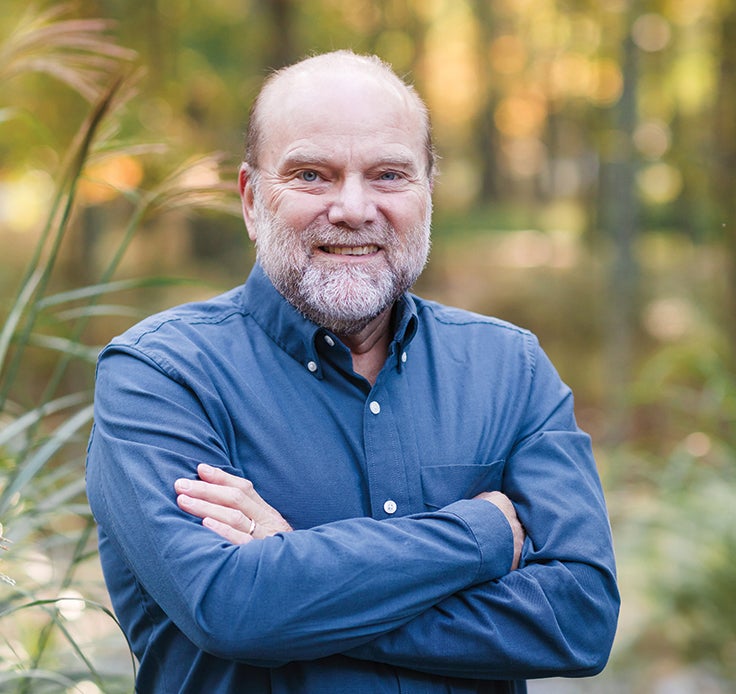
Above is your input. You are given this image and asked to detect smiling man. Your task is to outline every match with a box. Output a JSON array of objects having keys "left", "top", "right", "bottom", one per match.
[
  {"left": 243, "top": 52, "right": 433, "bottom": 381},
  {"left": 86, "top": 51, "right": 619, "bottom": 693}
]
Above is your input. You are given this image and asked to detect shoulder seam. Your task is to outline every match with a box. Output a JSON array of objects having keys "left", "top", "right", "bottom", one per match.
[
  {"left": 124, "top": 308, "right": 248, "bottom": 349},
  {"left": 417, "top": 301, "right": 531, "bottom": 336}
]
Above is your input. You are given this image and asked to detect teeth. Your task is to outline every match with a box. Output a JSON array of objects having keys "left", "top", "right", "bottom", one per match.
[{"left": 324, "top": 245, "right": 379, "bottom": 256}]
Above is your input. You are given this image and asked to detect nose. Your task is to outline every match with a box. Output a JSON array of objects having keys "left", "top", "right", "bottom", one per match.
[{"left": 327, "top": 175, "right": 377, "bottom": 229}]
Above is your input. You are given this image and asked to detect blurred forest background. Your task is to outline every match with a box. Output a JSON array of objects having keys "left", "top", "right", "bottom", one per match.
[{"left": 1, "top": 0, "right": 735, "bottom": 692}]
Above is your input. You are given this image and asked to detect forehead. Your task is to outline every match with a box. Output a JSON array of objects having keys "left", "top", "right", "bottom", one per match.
[{"left": 257, "top": 65, "right": 427, "bottom": 170}]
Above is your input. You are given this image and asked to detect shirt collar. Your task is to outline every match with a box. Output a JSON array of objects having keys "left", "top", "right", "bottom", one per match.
[{"left": 241, "top": 262, "right": 419, "bottom": 378}]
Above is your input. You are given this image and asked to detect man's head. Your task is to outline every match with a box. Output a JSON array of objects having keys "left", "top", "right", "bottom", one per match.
[
  {"left": 239, "top": 50, "right": 435, "bottom": 336},
  {"left": 244, "top": 51, "right": 436, "bottom": 180}
]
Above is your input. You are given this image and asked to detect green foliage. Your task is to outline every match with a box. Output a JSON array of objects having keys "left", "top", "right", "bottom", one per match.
[
  {"left": 0, "top": 5, "right": 239, "bottom": 690},
  {"left": 608, "top": 334, "right": 736, "bottom": 688},
  {"left": 0, "top": 1, "right": 734, "bottom": 691}
]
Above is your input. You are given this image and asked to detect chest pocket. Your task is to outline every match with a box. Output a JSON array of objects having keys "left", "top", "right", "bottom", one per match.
[{"left": 421, "top": 460, "right": 505, "bottom": 510}]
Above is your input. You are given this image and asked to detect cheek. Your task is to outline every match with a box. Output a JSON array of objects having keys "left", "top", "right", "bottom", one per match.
[
  {"left": 270, "top": 191, "right": 327, "bottom": 231},
  {"left": 388, "top": 196, "right": 431, "bottom": 241}
]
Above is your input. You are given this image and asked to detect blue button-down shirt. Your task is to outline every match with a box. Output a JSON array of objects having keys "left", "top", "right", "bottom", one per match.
[{"left": 86, "top": 262, "right": 618, "bottom": 694}]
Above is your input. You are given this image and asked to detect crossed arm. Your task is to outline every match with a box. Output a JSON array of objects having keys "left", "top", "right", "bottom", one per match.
[
  {"left": 172, "top": 458, "right": 616, "bottom": 680},
  {"left": 175, "top": 462, "right": 526, "bottom": 570},
  {"left": 89, "top": 346, "right": 619, "bottom": 678}
]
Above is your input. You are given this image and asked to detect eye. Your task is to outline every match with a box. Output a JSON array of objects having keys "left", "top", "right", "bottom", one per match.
[
  {"left": 379, "top": 171, "right": 401, "bottom": 181},
  {"left": 298, "top": 170, "right": 320, "bottom": 182}
]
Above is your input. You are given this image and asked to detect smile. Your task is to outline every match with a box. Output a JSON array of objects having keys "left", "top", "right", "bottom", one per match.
[{"left": 321, "top": 245, "right": 380, "bottom": 256}]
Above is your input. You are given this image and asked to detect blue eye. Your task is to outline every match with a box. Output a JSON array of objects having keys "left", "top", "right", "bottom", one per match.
[
  {"left": 380, "top": 171, "right": 400, "bottom": 181},
  {"left": 299, "top": 170, "right": 319, "bottom": 182}
]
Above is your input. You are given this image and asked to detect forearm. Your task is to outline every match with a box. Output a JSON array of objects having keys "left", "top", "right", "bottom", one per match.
[
  {"left": 345, "top": 458, "right": 619, "bottom": 679},
  {"left": 89, "top": 421, "right": 514, "bottom": 664},
  {"left": 88, "top": 350, "right": 513, "bottom": 663},
  {"left": 351, "top": 348, "right": 620, "bottom": 680},
  {"left": 346, "top": 558, "right": 619, "bottom": 680}
]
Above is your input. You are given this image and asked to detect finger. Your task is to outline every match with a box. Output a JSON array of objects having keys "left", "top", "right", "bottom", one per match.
[
  {"left": 175, "top": 468, "right": 293, "bottom": 534},
  {"left": 175, "top": 477, "right": 242, "bottom": 505},
  {"left": 174, "top": 478, "right": 263, "bottom": 521},
  {"left": 196, "top": 465, "right": 277, "bottom": 514},
  {"left": 475, "top": 491, "right": 525, "bottom": 570},
  {"left": 177, "top": 493, "right": 254, "bottom": 533},
  {"left": 197, "top": 464, "right": 256, "bottom": 496},
  {"left": 194, "top": 465, "right": 287, "bottom": 523},
  {"left": 202, "top": 516, "right": 253, "bottom": 545}
]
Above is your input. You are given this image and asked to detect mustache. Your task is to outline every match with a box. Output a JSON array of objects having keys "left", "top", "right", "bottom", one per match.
[{"left": 302, "top": 221, "right": 395, "bottom": 248}]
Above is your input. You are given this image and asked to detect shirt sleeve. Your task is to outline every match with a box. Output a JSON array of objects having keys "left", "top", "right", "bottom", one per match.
[
  {"left": 346, "top": 342, "right": 620, "bottom": 680},
  {"left": 86, "top": 347, "right": 515, "bottom": 666}
]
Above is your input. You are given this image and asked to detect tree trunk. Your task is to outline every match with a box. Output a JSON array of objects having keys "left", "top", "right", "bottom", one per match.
[
  {"left": 265, "top": 0, "right": 298, "bottom": 69},
  {"left": 470, "top": 0, "right": 503, "bottom": 205},
  {"left": 599, "top": 30, "right": 640, "bottom": 443},
  {"left": 713, "top": 7, "right": 736, "bottom": 368}
]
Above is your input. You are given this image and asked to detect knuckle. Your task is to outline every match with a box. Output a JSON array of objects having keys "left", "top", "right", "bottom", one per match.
[
  {"left": 228, "top": 509, "right": 247, "bottom": 527},
  {"left": 230, "top": 488, "right": 247, "bottom": 507}
]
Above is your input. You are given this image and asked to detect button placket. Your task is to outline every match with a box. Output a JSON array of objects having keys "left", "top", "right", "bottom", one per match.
[{"left": 363, "top": 385, "right": 411, "bottom": 519}]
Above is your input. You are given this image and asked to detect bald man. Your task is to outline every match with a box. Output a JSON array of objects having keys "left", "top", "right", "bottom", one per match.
[{"left": 87, "top": 51, "right": 619, "bottom": 694}]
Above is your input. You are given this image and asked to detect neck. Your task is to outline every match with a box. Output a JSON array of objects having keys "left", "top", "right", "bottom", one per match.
[{"left": 338, "top": 308, "right": 393, "bottom": 385}]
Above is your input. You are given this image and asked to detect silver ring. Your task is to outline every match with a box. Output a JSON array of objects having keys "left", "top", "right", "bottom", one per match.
[{"left": 248, "top": 518, "right": 256, "bottom": 536}]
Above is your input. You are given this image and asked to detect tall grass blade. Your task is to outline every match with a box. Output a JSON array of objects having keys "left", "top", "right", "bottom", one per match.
[
  {"left": 52, "top": 304, "right": 144, "bottom": 321},
  {"left": 0, "top": 599, "right": 137, "bottom": 685},
  {"left": 0, "top": 3, "right": 136, "bottom": 101},
  {"left": 0, "top": 73, "right": 126, "bottom": 409},
  {"left": 0, "top": 670, "right": 78, "bottom": 690},
  {"left": 26, "top": 335, "right": 100, "bottom": 364},
  {"left": 0, "top": 392, "right": 89, "bottom": 449},
  {"left": 0, "top": 271, "right": 41, "bottom": 388},
  {"left": 0, "top": 404, "right": 94, "bottom": 516},
  {"left": 37, "top": 276, "right": 199, "bottom": 309}
]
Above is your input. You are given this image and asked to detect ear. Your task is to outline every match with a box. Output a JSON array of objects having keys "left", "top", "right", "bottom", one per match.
[{"left": 238, "top": 163, "right": 257, "bottom": 242}]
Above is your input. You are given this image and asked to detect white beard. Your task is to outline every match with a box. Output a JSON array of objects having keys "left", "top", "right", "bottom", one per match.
[{"left": 251, "top": 189, "right": 431, "bottom": 335}]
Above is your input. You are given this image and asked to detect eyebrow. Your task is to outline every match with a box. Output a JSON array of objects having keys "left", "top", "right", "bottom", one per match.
[
  {"left": 369, "top": 155, "right": 419, "bottom": 172},
  {"left": 279, "top": 151, "right": 419, "bottom": 174},
  {"left": 279, "top": 153, "right": 334, "bottom": 171}
]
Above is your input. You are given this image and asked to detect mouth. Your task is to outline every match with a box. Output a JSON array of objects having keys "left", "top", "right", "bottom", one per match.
[{"left": 320, "top": 244, "right": 380, "bottom": 256}]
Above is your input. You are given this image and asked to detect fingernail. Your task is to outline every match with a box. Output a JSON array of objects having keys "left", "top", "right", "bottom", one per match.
[
  {"left": 175, "top": 478, "right": 191, "bottom": 491},
  {"left": 199, "top": 463, "right": 214, "bottom": 475}
]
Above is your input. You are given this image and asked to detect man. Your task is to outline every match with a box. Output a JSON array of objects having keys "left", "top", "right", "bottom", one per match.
[{"left": 86, "top": 51, "right": 619, "bottom": 693}]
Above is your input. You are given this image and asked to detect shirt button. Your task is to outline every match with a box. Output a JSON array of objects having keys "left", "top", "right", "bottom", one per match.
[
  {"left": 307, "top": 361, "right": 318, "bottom": 373},
  {"left": 384, "top": 500, "right": 397, "bottom": 514},
  {"left": 369, "top": 401, "right": 381, "bottom": 415},
  {"left": 401, "top": 351, "right": 407, "bottom": 363},
  {"left": 324, "top": 335, "right": 335, "bottom": 347}
]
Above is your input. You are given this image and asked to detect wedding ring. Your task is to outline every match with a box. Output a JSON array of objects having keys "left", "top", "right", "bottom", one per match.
[{"left": 248, "top": 518, "right": 257, "bottom": 536}]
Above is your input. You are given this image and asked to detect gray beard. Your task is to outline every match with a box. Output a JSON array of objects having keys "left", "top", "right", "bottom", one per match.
[
  {"left": 251, "top": 194, "right": 430, "bottom": 335},
  {"left": 284, "top": 259, "right": 404, "bottom": 335}
]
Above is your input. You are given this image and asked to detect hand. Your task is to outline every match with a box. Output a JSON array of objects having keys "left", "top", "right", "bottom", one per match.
[
  {"left": 474, "top": 491, "right": 526, "bottom": 571},
  {"left": 175, "top": 464, "right": 293, "bottom": 544}
]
